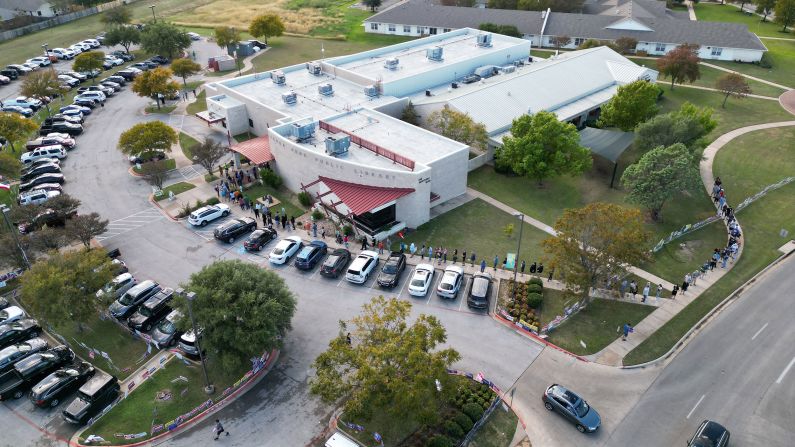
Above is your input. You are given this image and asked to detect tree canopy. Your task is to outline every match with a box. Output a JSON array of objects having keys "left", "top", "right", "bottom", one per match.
[
  {"left": 715, "top": 72, "right": 752, "bottom": 108},
  {"left": 170, "top": 58, "right": 201, "bottom": 87},
  {"left": 103, "top": 26, "right": 140, "bottom": 54},
  {"left": 756, "top": 0, "right": 776, "bottom": 21},
  {"left": 20, "top": 70, "right": 63, "bottom": 116},
  {"left": 117, "top": 121, "right": 177, "bottom": 156},
  {"left": 100, "top": 6, "right": 131, "bottom": 25},
  {"left": 139, "top": 159, "right": 171, "bottom": 189},
  {"left": 496, "top": 111, "right": 592, "bottom": 185},
  {"left": 400, "top": 101, "right": 420, "bottom": 126},
  {"left": 140, "top": 22, "right": 191, "bottom": 60},
  {"left": 634, "top": 102, "right": 717, "bottom": 153},
  {"left": 363, "top": 0, "right": 382, "bottom": 11},
  {"left": 248, "top": 14, "right": 285, "bottom": 44},
  {"left": 542, "top": 203, "right": 650, "bottom": 300},
  {"left": 0, "top": 112, "right": 38, "bottom": 151},
  {"left": 597, "top": 80, "right": 660, "bottom": 131},
  {"left": 66, "top": 213, "right": 109, "bottom": 249},
  {"left": 488, "top": 0, "right": 585, "bottom": 13},
  {"left": 426, "top": 105, "right": 488, "bottom": 150},
  {"left": 621, "top": 143, "right": 701, "bottom": 221},
  {"left": 214, "top": 26, "right": 241, "bottom": 54},
  {"left": 72, "top": 51, "right": 105, "bottom": 83},
  {"left": 775, "top": 0, "right": 795, "bottom": 32},
  {"left": 131, "top": 67, "right": 180, "bottom": 109},
  {"left": 478, "top": 23, "right": 522, "bottom": 38},
  {"left": 173, "top": 260, "right": 296, "bottom": 372},
  {"left": 615, "top": 36, "right": 638, "bottom": 54},
  {"left": 311, "top": 296, "right": 460, "bottom": 423},
  {"left": 656, "top": 43, "right": 701, "bottom": 90}
]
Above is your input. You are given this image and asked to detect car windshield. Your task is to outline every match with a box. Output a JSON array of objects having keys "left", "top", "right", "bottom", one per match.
[
  {"left": 383, "top": 262, "right": 399, "bottom": 274},
  {"left": 298, "top": 247, "right": 313, "bottom": 259},
  {"left": 118, "top": 294, "right": 134, "bottom": 305},
  {"left": 273, "top": 248, "right": 285, "bottom": 256},
  {"left": 324, "top": 255, "right": 339, "bottom": 266},
  {"left": 575, "top": 399, "right": 589, "bottom": 418},
  {"left": 411, "top": 279, "right": 426, "bottom": 287},
  {"left": 157, "top": 319, "right": 176, "bottom": 334},
  {"left": 138, "top": 306, "right": 154, "bottom": 317},
  {"left": 440, "top": 282, "right": 453, "bottom": 291},
  {"left": 0, "top": 311, "right": 8, "bottom": 319}
]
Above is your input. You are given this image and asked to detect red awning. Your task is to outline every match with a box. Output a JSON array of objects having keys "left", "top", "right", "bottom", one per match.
[
  {"left": 230, "top": 136, "right": 274, "bottom": 165},
  {"left": 318, "top": 176, "right": 414, "bottom": 216}
]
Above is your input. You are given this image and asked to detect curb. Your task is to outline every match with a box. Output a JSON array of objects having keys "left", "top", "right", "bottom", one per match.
[
  {"left": 148, "top": 194, "right": 180, "bottom": 222},
  {"left": 492, "top": 312, "right": 589, "bottom": 362},
  {"left": 622, "top": 248, "right": 794, "bottom": 369},
  {"left": 128, "top": 166, "right": 144, "bottom": 177}
]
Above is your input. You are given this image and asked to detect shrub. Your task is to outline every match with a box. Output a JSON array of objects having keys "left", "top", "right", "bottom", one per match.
[
  {"left": 297, "top": 191, "right": 312, "bottom": 207},
  {"left": 426, "top": 435, "right": 452, "bottom": 447},
  {"left": 528, "top": 277, "right": 543, "bottom": 286},
  {"left": 342, "top": 224, "right": 354, "bottom": 236},
  {"left": 758, "top": 52, "right": 772, "bottom": 69},
  {"left": 462, "top": 402, "right": 484, "bottom": 422},
  {"left": 260, "top": 169, "right": 282, "bottom": 188},
  {"left": 527, "top": 293, "right": 543, "bottom": 309},
  {"left": 636, "top": 49, "right": 648, "bottom": 57},
  {"left": 311, "top": 209, "right": 325, "bottom": 221},
  {"left": 452, "top": 412, "right": 474, "bottom": 432},
  {"left": 205, "top": 197, "right": 220, "bottom": 205},
  {"left": 527, "top": 283, "right": 543, "bottom": 294},
  {"left": 444, "top": 420, "right": 464, "bottom": 439}
]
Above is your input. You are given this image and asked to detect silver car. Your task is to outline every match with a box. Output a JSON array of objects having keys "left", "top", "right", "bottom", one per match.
[{"left": 95, "top": 273, "right": 136, "bottom": 301}]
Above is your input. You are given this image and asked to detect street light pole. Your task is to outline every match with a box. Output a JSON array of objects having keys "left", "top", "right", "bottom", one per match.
[
  {"left": 0, "top": 205, "right": 30, "bottom": 270},
  {"left": 177, "top": 288, "right": 214, "bottom": 394},
  {"left": 149, "top": 5, "right": 156, "bottom": 23},
  {"left": 512, "top": 212, "right": 524, "bottom": 301}
]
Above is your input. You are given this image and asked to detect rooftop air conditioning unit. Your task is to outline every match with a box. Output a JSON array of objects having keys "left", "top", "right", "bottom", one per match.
[
  {"left": 292, "top": 122, "right": 316, "bottom": 141},
  {"left": 501, "top": 65, "right": 516, "bottom": 74},
  {"left": 426, "top": 46, "right": 443, "bottom": 62},
  {"left": 306, "top": 62, "right": 322, "bottom": 76},
  {"left": 271, "top": 70, "right": 286, "bottom": 85},
  {"left": 325, "top": 136, "right": 350, "bottom": 156},
  {"left": 363, "top": 85, "right": 379, "bottom": 97},
  {"left": 476, "top": 33, "right": 492, "bottom": 48},
  {"left": 282, "top": 91, "right": 297, "bottom": 105},
  {"left": 318, "top": 83, "right": 333, "bottom": 96},
  {"left": 384, "top": 57, "right": 399, "bottom": 70}
]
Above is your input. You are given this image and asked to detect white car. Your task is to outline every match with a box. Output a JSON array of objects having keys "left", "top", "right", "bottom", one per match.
[
  {"left": 27, "top": 57, "right": 51, "bottom": 67},
  {"left": 22, "top": 62, "right": 40, "bottom": 71},
  {"left": 75, "top": 92, "right": 105, "bottom": 103},
  {"left": 408, "top": 264, "right": 435, "bottom": 297},
  {"left": 187, "top": 32, "right": 201, "bottom": 41},
  {"left": 81, "top": 39, "right": 100, "bottom": 48},
  {"left": 21, "top": 145, "right": 67, "bottom": 164},
  {"left": 269, "top": 236, "right": 303, "bottom": 265},
  {"left": 51, "top": 48, "right": 74, "bottom": 59},
  {"left": 345, "top": 250, "right": 380, "bottom": 284},
  {"left": 0, "top": 306, "right": 25, "bottom": 325},
  {"left": 68, "top": 44, "right": 85, "bottom": 54},
  {"left": 187, "top": 204, "right": 230, "bottom": 226},
  {"left": 437, "top": 265, "right": 464, "bottom": 299},
  {"left": 104, "top": 56, "right": 124, "bottom": 66},
  {"left": 17, "top": 188, "right": 60, "bottom": 206},
  {"left": 8, "top": 64, "right": 32, "bottom": 73}
]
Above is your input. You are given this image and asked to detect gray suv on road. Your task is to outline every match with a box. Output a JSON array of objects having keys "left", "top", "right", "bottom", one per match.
[{"left": 541, "top": 384, "right": 601, "bottom": 433}]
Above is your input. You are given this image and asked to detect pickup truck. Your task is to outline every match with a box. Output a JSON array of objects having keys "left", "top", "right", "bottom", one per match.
[
  {"left": 39, "top": 122, "right": 83, "bottom": 137},
  {"left": 0, "top": 345, "right": 74, "bottom": 400}
]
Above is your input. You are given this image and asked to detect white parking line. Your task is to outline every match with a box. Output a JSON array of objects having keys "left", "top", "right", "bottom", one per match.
[
  {"left": 775, "top": 356, "right": 795, "bottom": 384},
  {"left": 751, "top": 322, "right": 769, "bottom": 341},
  {"left": 686, "top": 394, "right": 706, "bottom": 419},
  {"left": 98, "top": 207, "right": 164, "bottom": 242},
  {"left": 396, "top": 273, "right": 410, "bottom": 297}
]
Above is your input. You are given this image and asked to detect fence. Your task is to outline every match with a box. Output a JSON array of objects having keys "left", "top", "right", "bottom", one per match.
[{"left": 0, "top": 0, "right": 142, "bottom": 42}]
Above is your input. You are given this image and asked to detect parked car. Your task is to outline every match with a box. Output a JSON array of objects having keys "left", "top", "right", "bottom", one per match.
[
  {"left": 345, "top": 250, "right": 379, "bottom": 284},
  {"left": 4, "top": 98, "right": 39, "bottom": 110},
  {"left": 243, "top": 228, "right": 278, "bottom": 252},
  {"left": 1, "top": 105, "right": 33, "bottom": 117},
  {"left": 21, "top": 63, "right": 40, "bottom": 71},
  {"left": 150, "top": 55, "right": 169, "bottom": 64},
  {"left": 0, "top": 345, "right": 75, "bottom": 400},
  {"left": 81, "top": 39, "right": 100, "bottom": 48},
  {"left": 71, "top": 97, "right": 97, "bottom": 109},
  {"left": 67, "top": 44, "right": 85, "bottom": 54},
  {"left": 17, "top": 208, "right": 72, "bottom": 234},
  {"left": 21, "top": 158, "right": 60, "bottom": 171},
  {"left": 294, "top": 240, "right": 328, "bottom": 270},
  {"left": 187, "top": 203, "right": 230, "bottom": 226},
  {"left": 27, "top": 136, "right": 75, "bottom": 151},
  {"left": 542, "top": 384, "right": 601, "bottom": 433},
  {"left": 95, "top": 273, "right": 136, "bottom": 301},
  {"left": 128, "top": 151, "right": 166, "bottom": 164},
  {"left": 77, "top": 85, "right": 113, "bottom": 97},
  {"left": 213, "top": 217, "right": 256, "bottom": 243},
  {"left": 103, "top": 74, "right": 127, "bottom": 85},
  {"left": 407, "top": 264, "right": 435, "bottom": 297},
  {"left": 0, "top": 338, "right": 48, "bottom": 375},
  {"left": 74, "top": 91, "right": 105, "bottom": 103},
  {"left": 60, "top": 71, "right": 86, "bottom": 81},
  {"left": 377, "top": 251, "right": 406, "bottom": 288},
  {"left": 110, "top": 51, "right": 134, "bottom": 62},
  {"left": 6, "top": 64, "right": 32, "bottom": 75},
  {"left": 58, "top": 108, "right": 85, "bottom": 120},
  {"left": 0, "top": 74, "right": 10, "bottom": 85},
  {"left": 687, "top": 420, "right": 730, "bottom": 447},
  {"left": 187, "top": 32, "right": 201, "bottom": 41},
  {"left": 60, "top": 104, "right": 91, "bottom": 115},
  {"left": 0, "top": 320, "right": 41, "bottom": 350},
  {"left": 43, "top": 115, "right": 82, "bottom": 126},
  {"left": 436, "top": 265, "right": 464, "bottom": 299},
  {"left": 140, "top": 60, "right": 159, "bottom": 69},
  {"left": 268, "top": 236, "right": 303, "bottom": 264},
  {"left": 57, "top": 75, "right": 80, "bottom": 88},
  {"left": 127, "top": 288, "right": 174, "bottom": 332},
  {"left": 467, "top": 272, "right": 492, "bottom": 309},
  {"left": 19, "top": 173, "right": 66, "bottom": 193},
  {"left": 62, "top": 372, "right": 119, "bottom": 424},
  {"left": 51, "top": 48, "right": 74, "bottom": 60},
  {"left": 177, "top": 329, "right": 203, "bottom": 359},
  {"left": 319, "top": 248, "right": 351, "bottom": 278},
  {"left": 151, "top": 310, "right": 183, "bottom": 348},
  {"left": 0, "top": 69, "right": 19, "bottom": 79},
  {"left": 108, "top": 280, "right": 162, "bottom": 319},
  {"left": 21, "top": 164, "right": 62, "bottom": 182},
  {"left": 100, "top": 80, "right": 121, "bottom": 91},
  {"left": 17, "top": 188, "right": 60, "bottom": 206},
  {"left": 30, "top": 361, "right": 95, "bottom": 408},
  {"left": 39, "top": 122, "right": 83, "bottom": 137},
  {"left": 131, "top": 62, "right": 150, "bottom": 71},
  {"left": 115, "top": 69, "right": 138, "bottom": 81},
  {"left": 21, "top": 145, "right": 67, "bottom": 164},
  {"left": 0, "top": 306, "right": 24, "bottom": 326},
  {"left": 103, "top": 56, "right": 124, "bottom": 67},
  {"left": 23, "top": 183, "right": 62, "bottom": 194},
  {"left": 27, "top": 57, "right": 51, "bottom": 67}
]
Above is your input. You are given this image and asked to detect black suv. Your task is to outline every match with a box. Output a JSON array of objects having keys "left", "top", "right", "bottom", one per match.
[
  {"left": 149, "top": 55, "right": 169, "bottom": 64},
  {"left": 20, "top": 164, "right": 61, "bottom": 182},
  {"left": 214, "top": 217, "right": 256, "bottom": 243},
  {"left": 687, "top": 420, "right": 730, "bottom": 447},
  {"left": 243, "top": 228, "right": 278, "bottom": 251},
  {"left": 320, "top": 248, "right": 351, "bottom": 278},
  {"left": 0, "top": 346, "right": 75, "bottom": 400},
  {"left": 127, "top": 288, "right": 174, "bottom": 332},
  {"left": 0, "top": 319, "right": 42, "bottom": 350},
  {"left": 29, "top": 361, "right": 95, "bottom": 408},
  {"left": 109, "top": 280, "right": 163, "bottom": 319},
  {"left": 0, "top": 69, "right": 18, "bottom": 80},
  {"left": 377, "top": 252, "right": 406, "bottom": 288},
  {"left": 62, "top": 372, "right": 120, "bottom": 425}
]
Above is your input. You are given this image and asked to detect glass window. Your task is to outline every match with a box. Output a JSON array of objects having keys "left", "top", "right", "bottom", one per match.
[
  {"left": 655, "top": 43, "right": 666, "bottom": 52},
  {"left": 370, "top": 23, "right": 378, "bottom": 30},
  {"left": 403, "top": 25, "right": 411, "bottom": 33},
  {"left": 711, "top": 47, "right": 723, "bottom": 56},
  {"left": 574, "top": 38, "right": 584, "bottom": 46},
  {"left": 388, "top": 24, "right": 396, "bottom": 32}
]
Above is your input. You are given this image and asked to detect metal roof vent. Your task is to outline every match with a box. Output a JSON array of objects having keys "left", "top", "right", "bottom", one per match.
[
  {"left": 282, "top": 91, "right": 297, "bottom": 105},
  {"left": 384, "top": 57, "right": 399, "bottom": 70},
  {"left": 271, "top": 70, "right": 286, "bottom": 85},
  {"left": 318, "top": 83, "right": 333, "bottom": 96},
  {"left": 306, "top": 62, "right": 322, "bottom": 76},
  {"left": 426, "top": 46, "right": 443, "bottom": 62},
  {"left": 476, "top": 33, "right": 492, "bottom": 48},
  {"left": 325, "top": 136, "right": 350, "bottom": 156}
]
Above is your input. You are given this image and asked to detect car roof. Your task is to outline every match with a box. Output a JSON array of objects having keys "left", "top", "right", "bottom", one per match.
[
  {"left": 143, "top": 288, "right": 173, "bottom": 308},
  {"left": 79, "top": 372, "right": 116, "bottom": 395},
  {"left": 359, "top": 250, "right": 379, "bottom": 258},
  {"left": 309, "top": 240, "right": 326, "bottom": 248},
  {"left": 330, "top": 248, "right": 349, "bottom": 256},
  {"left": 415, "top": 263, "right": 434, "bottom": 273},
  {"left": 444, "top": 265, "right": 464, "bottom": 274}
]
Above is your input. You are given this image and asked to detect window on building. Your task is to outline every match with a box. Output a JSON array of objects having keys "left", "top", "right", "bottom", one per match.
[
  {"left": 403, "top": 25, "right": 411, "bottom": 33},
  {"left": 655, "top": 43, "right": 666, "bottom": 52},
  {"left": 574, "top": 38, "right": 584, "bottom": 46},
  {"left": 370, "top": 23, "right": 378, "bottom": 30},
  {"left": 388, "top": 24, "right": 396, "bottom": 32},
  {"left": 429, "top": 27, "right": 437, "bottom": 35},
  {"left": 248, "top": 119, "right": 254, "bottom": 127},
  {"left": 443, "top": 28, "right": 451, "bottom": 33},
  {"left": 710, "top": 47, "right": 723, "bottom": 56}
]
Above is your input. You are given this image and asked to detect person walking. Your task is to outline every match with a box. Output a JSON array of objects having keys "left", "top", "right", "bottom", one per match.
[
  {"left": 620, "top": 279, "right": 628, "bottom": 298},
  {"left": 480, "top": 259, "right": 486, "bottom": 273},
  {"left": 253, "top": 204, "right": 260, "bottom": 220},
  {"left": 691, "top": 270, "right": 700, "bottom": 286},
  {"left": 537, "top": 263, "right": 544, "bottom": 275},
  {"left": 462, "top": 250, "right": 467, "bottom": 266},
  {"left": 442, "top": 248, "right": 448, "bottom": 263},
  {"left": 622, "top": 323, "right": 633, "bottom": 341},
  {"left": 436, "top": 248, "right": 442, "bottom": 265},
  {"left": 452, "top": 248, "right": 458, "bottom": 264},
  {"left": 361, "top": 237, "right": 368, "bottom": 251},
  {"left": 655, "top": 283, "right": 663, "bottom": 304},
  {"left": 428, "top": 246, "right": 433, "bottom": 260},
  {"left": 312, "top": 222, "right": 318, "bottom": 238},
  {"left": 671, "top": 284, "right": 679, "bottom": 299},
  {"left": 681, "top": 274, "right": 690, "bottom": 294},
  {"left": 642, "top": 282, "right": 650, "bottom": 303},
  {"left": 548, "top": 267, "right": 554, "bottom": 282},
  {"left": 343, "top": 234, "right": 349, "bottom": 249},
  {"left": 290, "top": 216, "right": 296, "bottom": 231},
  {"left": 213, "top": 419, "right": 229, "bottom": 440}
]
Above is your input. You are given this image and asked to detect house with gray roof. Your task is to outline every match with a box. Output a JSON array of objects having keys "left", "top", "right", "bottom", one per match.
[
  {"left": 0, "top": 0, "right": 55, "bottom": 20},
  {"left": 364, "top": 0, "right": 766, "bottom": 62}
]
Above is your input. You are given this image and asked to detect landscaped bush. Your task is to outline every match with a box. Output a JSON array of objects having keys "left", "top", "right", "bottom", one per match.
[
  {"left": 636, "top": 50, "right": 648, "bottom": 57},
  {"left": 444, "top": 420, "right": 464, "bottom": 439},
  {"left": 505, "top": 280, "right": 543, "bottom": 327},
  {"left": 297, "top": 191, "right": 312, "bottom": 207},
  {"left": 342, "top": 224, "right": 354, "bottom": 236},
  {"left": 311, "top": 209, "right": 325, "bottom": 221},
  {"left": 260, "top": 169, "right": 282, "bottom": 188},
  {"left": 462, "top": 402, "right": 484, "bottom": 422},
  {"left": 527, "top": 293, "right": 543, "bottom": 309},
  {"left": 527, "top": 283, "right": 543, "bottom": 294},
  {"left": 452, "top": 411, "right": 474, "bottom": 432},
  {"left": 529, "top": 277, "right": 543, "bottom": 287},
  {"left": 426, "top": 435, "right": 452, "bottom": 447}
]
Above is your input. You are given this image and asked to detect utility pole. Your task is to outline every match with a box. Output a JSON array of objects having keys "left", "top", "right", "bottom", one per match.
[
  {"left": 177, "top": 288, "right": 214, "bottom": 394},
  {"left": 149, "top": 5, "right": 156, "bottom": 23},
  {"left": 512, "top": 212, "right": 524, "bottom": 301}
]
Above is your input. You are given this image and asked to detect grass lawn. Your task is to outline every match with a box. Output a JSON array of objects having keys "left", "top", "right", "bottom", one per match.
[
  {"left": 233, "top": 132, "right": 257, "bottom": 143},
  {"left": 542, "top": 289, "right": 656, "bottom": 355},
  {"left": 707, "top": 39, "right": 795, "bottom": 89},
  {"left": 179, "top": 132, "right": 200, "bottom": 161},
  {"left": 693, "top": 3, "right": 793, "bottom": 38},
  {"left": 395, "top": 199, "right": 551, "bottom": 265},
  {"left": 145, "top": 105, "right": 177, "bottom": 114},
  {"left": 85, "top": 357, "right": 246, "bottom": 445},
  {"left": 134, "top": 158, "right": 177, "bottom": 174},
  {"left": 184, "top": 80, "right": 205, "bottom": 91},
  {"left": 186, "top": 90, "right": 207, "bottom": 115},
  {"left": 242, "top": 183, "right": 306, "bottom": 218},
  {"left": 155, "top": 182, "right": 196, "bottom": 201},
  {"left": 468, "top": 403, "right": 519, "bottom": 447},
  {"left": 624, "top": 127, "right": 795, "bottom": 365}
]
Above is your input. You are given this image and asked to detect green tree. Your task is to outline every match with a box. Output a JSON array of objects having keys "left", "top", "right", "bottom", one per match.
[
  {"left": 170, "top": 58, "right": 201, "bottom": 88},
  {"left": 118, "top": 121, "right": 177, "bottom": 157},
  {"left": 0, "top": 233, "right": 33, "bottom": 270},
  {"left": 597, "top": 80, "right": 659, "bottom": 131},
  {"left": 0, "top": 151, "right": 22, "bottom": 178},
  {"left": 634, "top": 103, "right": 717, "bottom": 153},
  {"left": 214, "top": 26, "right": 241, "bottom": 56},
  {"left": 248, "top": 14, "right": 285, "bottom": 44},
  {"left": 656, "top": 43, "right": 701, "bottom": 90},
  {"left": 400, "top": 101, "right": 420, "bottom": 125},
  {"left": 478, "top": 23, "right": 522, "bottom": 37},
  {"left": 140, "top": 22, "right": 191, "bottom": 60},
  {"left": 496, "top": 111, "right": 592, "bottom": 185},
  {"left": 0, "top": 112, "right": 38, "bottom": 151},
  {"left": 131, "top": 67, "right": 180, "bottom": 109},
  {"left": 20, "top": 249, "right": 115, "bottom": 331},
  {"left": 775, "top": 0, "right": 795, "bottom": 31},
  {"left": 426, "top": 105, "right": 488, "bottom": 150},
  {"left": 103, "top": 26, "right": 141, "bottom": 54},
  {"left": 173, "top": 260, "right": 296, "bottom": 372},
  {"left": 65, "top": 213, "right": 109, "bottom": 249},
  {"left": 715, "top": 72, "right": 752, "bottom": 108},
  {"left": 29, "top": 227, "right": 72, "bottom": 253},
  {"left": 100, "top": 6, "right": 131, "bottom": 25},
  {"left": 311, "top": 296, "right": 460, "bottom": 423},
  {"left": 756, "top": 0, "right": 776, "bottom": 21},
  {"left": 20, "top": 70, "right": 63, "bottom": 116},
  {"left": 542, "top": 203, "right": 650, "bottom": 301},
  {"left": 191, "top": 137, "right": 226, "bottom": 176},
  {"left": 621, "top": 143, "right": 701, "bottom": 221},
  {"left": 673, "top": 102, "right": 717, "bottom": 134},
  {"left": 363, "top": 0, "right": 383, "bottom": 11},
  {"left": 72, "top": 51, "right": 105, "bottom": 84}
]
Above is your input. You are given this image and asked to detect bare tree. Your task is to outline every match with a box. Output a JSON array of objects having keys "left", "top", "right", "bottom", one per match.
[
  {"left": 66, "top": 213, "right": 109, "bottom": 249},
  {"left": 192, "top": 137, "right": 227, "bottom": 177},
  {"left": 552, "top": 35, "right": 572, "bottom": 50},
  {"left": 140, "top": 159, "right": 171, "bottom": 190}
]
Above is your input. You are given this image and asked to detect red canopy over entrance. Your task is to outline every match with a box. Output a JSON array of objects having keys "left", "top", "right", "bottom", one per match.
[{"left": 229, "top": 136, "right": 274, "bottom": 165}]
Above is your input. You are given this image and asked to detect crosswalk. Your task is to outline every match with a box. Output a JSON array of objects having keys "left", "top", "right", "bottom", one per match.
[
  {"left": 177, "top": 164, "right": 205, "bottom": 181},
  {"left": 95, "top": 208, "right": 164, "bottom": 242}
]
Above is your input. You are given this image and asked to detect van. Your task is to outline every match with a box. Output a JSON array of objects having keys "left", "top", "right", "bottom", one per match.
[
  {"left": 20, "top": 145, "right": 66, "bottom": 164},
  {"left": 345, "top": 250, "right": 379, "bottom": 284},
  {"left": 108, "top": 280, "right": 162, "bottom": 319},
  {"left": 62, "top": 373, "right": 120, "bottom": 425},
  {"left": 17, "top": 189, "right": 60, "bottom": 206}
]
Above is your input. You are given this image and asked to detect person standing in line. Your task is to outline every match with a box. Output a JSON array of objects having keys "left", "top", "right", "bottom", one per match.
[
  {"left": 312, "top": 222, "right": 317, "bottom": 238},
  {"left": 442, "top": 248, "right": 448, "bottom": 263},
  {"left": 642, "top": 282, "right": 650, "bottom": 303},
  {"left": 213, "top": 419, "right": 229, "bottom": 440},
  {"left": 655, "top": 284, "right": 663, "bottom": 304},
  {"left": 681, "top": 274, "right": 690, "bottom": 294},
  {"left": 428, "top": 246, "right": 433, "bottom": 260},
  {"left": 321, "top": 227, "right": 326, "bottom": 239},
  {"left": 377, "top": 240, "right": 384, "bottom": 255},
  {"left": 452, "top": 248, "right": 458, "bottom": 264},
  {"left": 470, "top": 251, "right": 476, "bottom": 267},
  {"left": 629, "top": 280, "right": 638, "bottom": 301},
  {"left": 529, "top": 262, "right": 537, "bottom": 275},
  {"left": 361, "top": 237, "right": 368, "bottom": 251},
  {"left": 253, "top": 204, "right": 260, "bottom": 220},
  {"left": 520, "top": 260, "right": 526, "bottom": 276},
  {"left": 420, "top": 245, "right": 425, "bottom": 260},
  {"left": 620, "top": 279, "right": 628, "bottom": 298},
  {"left": 436, "top": 248, "right": 442, "bottom": 265},
  {"left": 480, "top": 259, "right": 486, "bottom": 273},
  {"left": 462, "top": 250, "right": 467, "bottom": 266},
  {"left": 343, "top": 234, "right": 349, "bottom": 249},
  {"left": 671, "top": 284, "right": 679, "bottom": 299},
  {"left": 493, "top": 255, "right": 499, "bottom": 271},
  {"left": 537, "top": 263, "right": 544, "bottom": 275},
  {"left": 691, "top": 270, "right": 700, "bottom": 286},
  {"left": 548, "top": 267, "right": 554, "bottom": 282}
]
